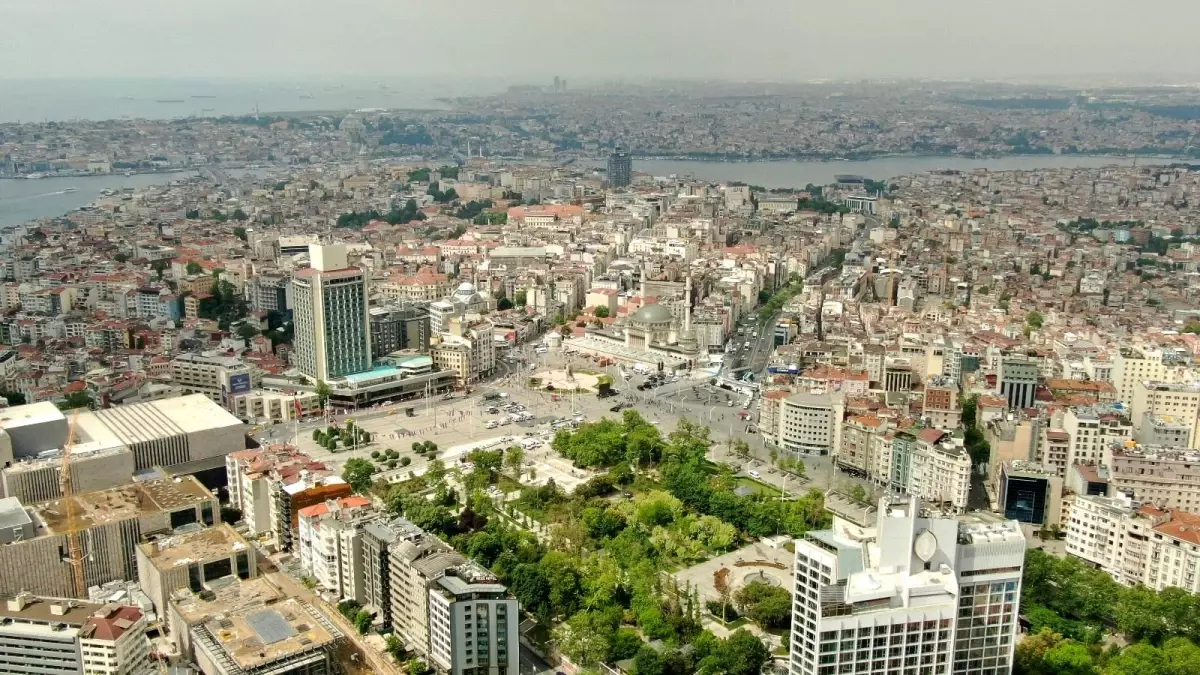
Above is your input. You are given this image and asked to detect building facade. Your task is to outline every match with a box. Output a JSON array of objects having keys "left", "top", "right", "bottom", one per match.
[
  {"left": 292, "top": 244, "right": 372, "bottom": 383},
  {"left": 790, "top": 497, "right": 1024, "bottom": 675}
]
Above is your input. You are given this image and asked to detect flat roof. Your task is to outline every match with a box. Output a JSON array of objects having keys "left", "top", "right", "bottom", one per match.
[
  {"left": 0, "top": 595, "right": 101, "bottom": 626},
  {"left": 89, "top": 394, "right": 243, "bottom": 440},
  {"left": 34, "top": 476, "right": 214, "bottom": 535},
  {"left": 176, "top": 578, "right": 340, "bottom": 671},
  {"left": 0, "top": 402, "right": 65, "bottom": 430},
  {"left": 139, "top": 524, "right": 248, "bottom": 569}
]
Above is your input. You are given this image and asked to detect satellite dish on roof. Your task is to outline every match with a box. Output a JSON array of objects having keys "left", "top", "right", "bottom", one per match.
[{"left": 914, "top": 530, "right": 937, "bottom": 563}]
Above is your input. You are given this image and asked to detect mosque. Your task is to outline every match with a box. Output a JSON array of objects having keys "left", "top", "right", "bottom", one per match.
[{"left": 567, "top": 276, "right": 702, "bottom": 370}]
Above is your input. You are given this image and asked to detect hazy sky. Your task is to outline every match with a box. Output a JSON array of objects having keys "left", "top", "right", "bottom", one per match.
[{"left": 4, "top": 0, "right": 1200, "bottom": 83}]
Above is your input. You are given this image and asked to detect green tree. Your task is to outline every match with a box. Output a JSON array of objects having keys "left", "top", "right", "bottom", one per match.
[
  {"left": 1105, "top": 643, "right": 1168, "bottom": 675},
  {"left": 232, "top": 226, "right": 248, "bottom": 241},
  {"left": 58, "top": 390, "right": 93, "bottom": 411},
  {"left": 552, "top": 611, "right": 613, "bottom": 666},
  {"left": 235, "top": 323, "right": 259, "bottom": 340},
  {"left": 407, "top": 660, "right": 430, "bottom": 675},
  {"left": 514, "top": 290, "right": 527, "bottom": 307},
  {"left": 497, "top": 297, "right": 514, "bottom": 311},
  {"left": 353, "top": 609, "right": 373, "bottom": 634},
  {"left": 0, "top": 391, "right": 26, "bottom": 405},
  {"left": 315, "top": 380, "right": 331, "bottom": 408},
  {"left": 1042, "top": 642, "right": 1096, "bottom": 675},
  {"left": 734, "top": 581, "right": 792, "bottom": 628},
  {"left": 342, "top": 458, "right": 376, "bottom": 494},
  {"left": 504, "top": 446, "right": 525, "bottom": 480},
  {"left": 186, "top": 261, "right": 203, "bottom": 275},
  {"left": 718, "top": 629, "right": 771, "bottom": 675},
  {"left": 594, "top": 306, "right": 611, "bottom": 318},
  {"left": 1027, "top": 310, "right": 1044, "bottom": 329},
  {"left": 232, "top": 208, "right": 248, "bottom": 221}
]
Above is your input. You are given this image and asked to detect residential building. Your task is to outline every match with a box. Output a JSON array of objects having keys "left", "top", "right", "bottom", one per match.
[
  {"left": 292, "top": 243, "right": 372, "bottom": 382},
  {"left": 1136, "top": 412, "right": 1192, "bottom": 448},
  {"left": 906, "top": 429, "right": 972, "bottom": 513},
  {"left": 1107, "top": 444, "right": 1200, "bottom": 512},
  {"left": 1130, "top": 381, "right": 1200, "bottom": 448},
  {"left": 922, "top": 377, "right": 960, "bottom": 431},
  {"left": 789, "top": 496, "right": 1024, "bottom": 675},
  {"left": 296, "top": 496, "right": 374, "bottom": 602}
]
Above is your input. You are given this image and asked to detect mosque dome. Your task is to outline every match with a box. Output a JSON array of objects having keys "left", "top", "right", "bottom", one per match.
[{"left": 630, "top": 303, "right": 673, "bottom": 325}]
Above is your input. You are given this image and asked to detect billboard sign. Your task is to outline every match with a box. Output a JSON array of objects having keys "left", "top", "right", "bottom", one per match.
[{"left": 229, "top": 373, "right": 252, "bottom": 396}]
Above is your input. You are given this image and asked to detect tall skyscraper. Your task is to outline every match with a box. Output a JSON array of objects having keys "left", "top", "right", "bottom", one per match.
[
  {"left": 790, "top": 496, "right": 1024, "bottom": 675},
  {"left": 607, "top": 146, "right": 632, "bottom": 188},
  {"left": 292, "top": 244, "right": 372, "bottom": 382}
]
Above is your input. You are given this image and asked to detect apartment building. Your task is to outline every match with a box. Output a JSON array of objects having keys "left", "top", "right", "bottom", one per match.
[
  {"left": 352, "top": 517, "right": 520, "bottom": 675},
  {"left": 789, "top": 496, "right": 1024, "bottom": 675},
  {"left": 922, "top": 377, "right": 960, "bottom": 431},
  {"left": 1062, "top": 406, "right": 1132, "bottom": 467},
  {"left": 1107, "top": 444, "right": 1200, "bottom": 511},
  {"left": 296, "top": 496, "right": 374, "bottom": 602},
  {"left": 906, "top": 429, "right": 972, "bottom": 513},
  {"left": 1065, "top": 493, "right": 1200, "bottom": 592},
  {"left": 0, "top": 593, "right": 152, "bottom": 675},
  {"left": 1131, "top": 381, "right": 1200, "bottom": 448}
]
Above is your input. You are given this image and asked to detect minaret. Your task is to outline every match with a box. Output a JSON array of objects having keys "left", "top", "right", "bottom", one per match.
[{"left": 684, "top": 274, "right": 693, "bottom": 332}]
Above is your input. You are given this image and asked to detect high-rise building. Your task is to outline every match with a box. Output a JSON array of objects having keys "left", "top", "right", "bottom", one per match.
[
  {"left": 790, "top": 496, "right": 1024, "bottom": 675},
  {"left": 292, "top": 244, "right": 372, "bottom": 382},
  {"left": 607, "top": 147, "right": 632, "bottom": 188}
]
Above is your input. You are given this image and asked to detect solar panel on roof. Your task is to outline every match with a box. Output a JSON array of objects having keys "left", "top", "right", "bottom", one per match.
[{"left": 246, "top": 610, "right": 296, "bottom": 645}]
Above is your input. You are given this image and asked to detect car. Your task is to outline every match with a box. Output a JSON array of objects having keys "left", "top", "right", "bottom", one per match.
[
  {"left": 727, "top": 400, "right": 735, "bottom": 407},
  {"left": 499, "top": 418, "right": 511, "bottom": 426},
  {"left": 749, "top": 470, "right": 761, "bottom": 478},
  {"left": 486, "top": 421, "right": 499, "bottom": 429}
]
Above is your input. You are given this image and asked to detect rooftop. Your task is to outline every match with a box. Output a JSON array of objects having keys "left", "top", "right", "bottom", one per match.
[
  {"left": 138, "top": 524, "right": 248, "bottom": 569},
  {"left": 34, "top": 475, "right": 214, "bottom": 535},
  {"left": 173, "top": 577, "right": 341, "bottom": 670},
  {"left": 0, "top": 593, "right": 101, "bottom": 626}
]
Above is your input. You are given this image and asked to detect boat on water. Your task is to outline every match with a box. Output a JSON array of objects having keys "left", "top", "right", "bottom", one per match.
[
  {"left": 63, "top": 187, "right": 78, "bottom": 193},
  {"left": 124, "top": 171, "right": 133, "bottom": 177},
  {"left": 23, "top": 173, "right": 45, "bottom": 179},
  {"left": 156, "top": 99, "right": 185, "bottom": 104}
]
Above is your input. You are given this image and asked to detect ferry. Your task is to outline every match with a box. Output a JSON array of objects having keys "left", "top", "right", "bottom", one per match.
[
  {"left": 23, "top": 173, "right": 45, "bottom": 179},
  {"left": 63, "top": 187, "right": 78, "bottom": 193}
]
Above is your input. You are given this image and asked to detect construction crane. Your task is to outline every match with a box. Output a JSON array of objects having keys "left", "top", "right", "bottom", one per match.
[{"left": 59, "top": 408, "right": 86, "bottom": 597}]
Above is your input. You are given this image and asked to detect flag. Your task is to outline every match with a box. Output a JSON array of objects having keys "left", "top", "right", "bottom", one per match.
[{"left": 294, "top": 397, "right": 302, "bottom": 417}]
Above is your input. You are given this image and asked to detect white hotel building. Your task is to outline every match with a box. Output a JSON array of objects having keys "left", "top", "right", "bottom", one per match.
[{"left": 791, "top": 496, "right": 1024, "bottom": 675}]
